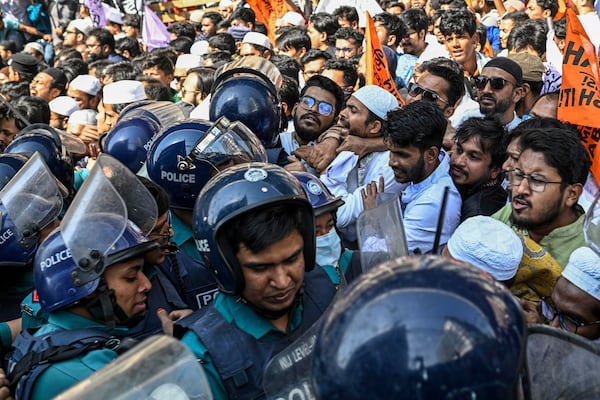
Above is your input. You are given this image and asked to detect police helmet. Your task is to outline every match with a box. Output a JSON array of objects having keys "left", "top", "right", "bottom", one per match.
[
  {"left": 101, "top": 116, "right": 160, "bottom": 173},
  {"left": 292, "top": 171, "right": 344, "bottom": 216},
  {"left": 312, "top": 256, "right": 526, "bottom": 400},
  {"left": 147, "top": 118, "right": 267, "bottom": 210},
  {"left": 193, "top": 162, "right": 315, "bottom": 294},
  {"left": 0, "top": 204, "right": 38, "bottom": 267},
  {"left": 5, "top": 125, "right": 74, "bottom": 192},
  {"left": 34, "top": 221, "right": 157, "bottom": 313},
  {"left": 0, "top": 153, "right": 28, "bottom": 189},
  {"left": 209, "top": 61, "right": 282, "bottom": 148}
]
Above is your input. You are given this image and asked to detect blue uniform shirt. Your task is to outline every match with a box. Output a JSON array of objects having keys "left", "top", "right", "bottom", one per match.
[
  {"left": 180, "top": 292, "right": 303, "bottom": 400},
  {"left": 30, "top": 311, "right": 128, "bottom": 400}
]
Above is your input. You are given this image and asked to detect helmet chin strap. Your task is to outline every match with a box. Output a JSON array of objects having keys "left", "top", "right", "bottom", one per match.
[{"left": 84, "top": 278, "right": 146, "bottom": 329}]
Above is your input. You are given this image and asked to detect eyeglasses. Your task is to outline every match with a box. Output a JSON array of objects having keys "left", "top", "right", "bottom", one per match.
[
  {"left": 150, "top": 211, "right": 173, "bottom": 240},
  {"left": 299, "top": 96, "right": 334, "bottom": 116},
  {"left": 474, "top": 76, "right": 519, "bottom": 90},
  {"left": 403, "top": 30, "right": 419, "bottom": 40},
  {"left": 540, "top": 297, "right": 600, "bottom": 334},
  {"left": 407, "top": 82, "right": 449, "bottom": 104},
  {"left": 507, "top": 168, "right": 563, "bottom": 192}
]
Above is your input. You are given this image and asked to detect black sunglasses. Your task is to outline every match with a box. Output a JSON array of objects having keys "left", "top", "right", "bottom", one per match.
[
  {"left": 474, "top": 76, "right": 519, "bottom": 90},
  {"left": 407, "top": 82, "right": 449, "bottom": 104}
]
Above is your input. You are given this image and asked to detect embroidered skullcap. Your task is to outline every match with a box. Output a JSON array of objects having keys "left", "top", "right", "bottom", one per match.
[
  {"left": 562, "top": 247, "right": 600, "bottom": 301},
  {"left": 352, "top": 85, "right": 399, "bottom": 120}
]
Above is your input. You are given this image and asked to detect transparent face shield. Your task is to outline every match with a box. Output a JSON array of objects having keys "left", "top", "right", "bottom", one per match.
[
  {"left": 61, "top": 154, "right": 158, "bottom": 286},
  {"left": 584, "top": 191, "right": 600, "bottom": 255},
  {"left": 0, "top": 152, "right": 67, "bottom": 250},
  {"left": 178, "top": 116, "right": 268, "bottom": 173},
  {"left": 58, "top": 130, "right": 87, "bottom": 155}
]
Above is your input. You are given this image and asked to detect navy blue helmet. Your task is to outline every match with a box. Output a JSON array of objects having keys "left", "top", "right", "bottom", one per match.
[{"left": 312, "top": 256, "right": 526, "bottom": 400}]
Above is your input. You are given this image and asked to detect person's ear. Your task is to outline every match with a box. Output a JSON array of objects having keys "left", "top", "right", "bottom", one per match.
[{"left": 564, "top": 183, "right": 583, "bottom": 208}]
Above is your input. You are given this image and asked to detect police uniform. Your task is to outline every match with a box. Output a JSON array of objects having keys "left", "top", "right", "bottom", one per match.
[
  {"left": 176, "top": 266, "right": 336, "bottom": 400},
  {"left": 171, "top": 211, "right": 202, "bottom": 262},
  {"left": 22, "top": 311, "right": 128, "bottom": 400}
]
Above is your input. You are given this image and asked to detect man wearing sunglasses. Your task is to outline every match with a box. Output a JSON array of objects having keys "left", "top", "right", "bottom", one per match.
[
  {"left": 493, "top": 127, "right": 590, "bottom": 268},
  {"left": 474, "top": 57, "right": 525, "bottom": 130}
]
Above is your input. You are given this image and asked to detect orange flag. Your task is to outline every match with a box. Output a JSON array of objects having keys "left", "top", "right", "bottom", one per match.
[
  {"left": 557, "top": 9, "right": 600, "bottom": 182},
  {"left": 365, "top": 12, "right": 404, "bottom": 106},
  {"left": 245, "top": 0, "right": 293, "bottom": 43}
]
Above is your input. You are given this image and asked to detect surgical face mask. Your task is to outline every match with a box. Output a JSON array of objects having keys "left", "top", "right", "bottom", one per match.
[{"left": 316, "top": 227, "right": 342, "bottom": 267}]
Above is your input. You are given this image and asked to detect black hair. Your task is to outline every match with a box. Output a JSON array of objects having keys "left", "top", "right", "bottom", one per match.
[
  {"left": 332, "top": 6, "right": 359, "bottom": 25},
  {"left": 439, "top": 8, "right": 477, "bottom": 37},
  {"left": 148, "top": 48, "right": 178, "bottom": 70},
  {"left": 0, "top": 40, "right": 17, "bottom": 53},
  {"left": 536, "top": 0, "right": 559, "bottom": 17},
  {"left": 13, "top": 96, "right": 51, "bottom": 125},
  {"left": 167, "top": 22, "right": 196, "bottom": 41},
  {"left": 122, "top": 14, "right": 140, "bottom": 28},
  {"left": 373, "top": 12, "right": 407, "bottom": 48},
  {"left": 138, "top": 176, "right": 170, "bottom": 215},
  {"left": 269, "top": 54, "right": 300, "bottom": 83},
  {"left": 279, "top": 76, "right": 299, "bottom": 130},
  {"left": 140, "top": 53, "right": 175, "bottom": 75},
  {"left": 476, "top": 24, "right": 487, "bottom": 49},
  {"left": 309, "top": 13, "right": 339, "bottom": 46},
  {"left": 384, "top": 101, "right": 447, "bottom": 152},
  {"left": 300, "top": 48, "right": 332, "bottom": 66},
  {"left": 323, "top": 58, "right": 358, "bottom": 89},
  {"left": 275, "top": 28, "right": 311, "bottom": 52},
  {"left": 518, "top": 126, "right": 590, "bottom": 186},
  {"left": 203, "top": 51, "right": 232, "bottom": 69},
  {"left": 507, "top": 19, "right": 547, "bottom": 57},
  {"left": 104, "top": 61, "right": 137, "bottom": 82},
  {"left": 505, "top": 116, "right": 574, "bottom": 149},
  {"left": 185, "top": 66, "right": 216, "bottom": 97},
  {"left": 223, "top": 204, "right": 307, "bottom": 258},
  {"left": 88, "top": 59, "right": 112, "bottom": 78},
  {"left": 0, "top": 81, "right": 29, "bottom": 100},
  {"left": 399, "top": 8, "right": 429, "bottom": 33},
  {"left": 417, "top": 57, "right": 465, "bottom": 106},
  {"left": 334, "top": 27, "right": 364, "bottom": 45},
  {"left": 231, "top": 7, "right": 256, "bottom": 26},
  {"left": 208, "top": 33, "right": 237, "bottom": 54},
  {"left": 54, "top": 47, "right": 83, "bottom": 65},
  {"left": 170, "top": 36, "right": 193, "bottom": 54},
  {"left": 553, "top": 17, "right": 566, "bottom": 38},
  {"left": 57, "top": 58, "right": 89, "bottom": 82},
  {"left": 501, "top": 11, "right": 530, "bottom": 26},
  {"left": 301, "top": 75, "right": 345, "bottom": 118},
  {"left": 88, "top": 27, "right": 115, "bottom": 50},
  {"left": 454, "top": 117, "right": 506, "bottom": 169},
  {"left": 138, "top": 76, "right": 170, "bottom": 101},
  {"left": 115, "top": 36, "right": 141, "bottom": 59},
  {"left": 203, "top": 11, "right": 223, "bottom": 25}
]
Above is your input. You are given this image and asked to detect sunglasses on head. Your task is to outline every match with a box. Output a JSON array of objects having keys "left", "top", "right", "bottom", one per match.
[
  {"left": 299, "top": 96, "right": 334, "bottom": 116},
  {"left": 407, "top": 82, "right": 449, "bottom": 104},
  {"left": 474, "top": 76, "right": 518, "bottom": 90}
]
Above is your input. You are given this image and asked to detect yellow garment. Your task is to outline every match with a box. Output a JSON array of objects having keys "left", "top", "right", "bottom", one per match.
[{"left": 510, "top": 235, "right": 563, "bottom": 303}]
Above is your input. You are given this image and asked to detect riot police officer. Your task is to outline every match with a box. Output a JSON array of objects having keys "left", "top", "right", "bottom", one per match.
[{"left": 175, "top": 162, "right": 337, "bottom": 399}]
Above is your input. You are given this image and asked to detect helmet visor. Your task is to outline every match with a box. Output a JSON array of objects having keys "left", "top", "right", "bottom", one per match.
[
  {"left": 0, "top": 153, "right": 66, "bottom": 249},
  {"left": 189, "top": 116, "right": 267, "bottom": 171}
]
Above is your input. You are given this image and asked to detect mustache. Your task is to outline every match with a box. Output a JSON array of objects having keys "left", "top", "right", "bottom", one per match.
[{"left": 512, "top": 194, "right": 532, "bottom": 207}]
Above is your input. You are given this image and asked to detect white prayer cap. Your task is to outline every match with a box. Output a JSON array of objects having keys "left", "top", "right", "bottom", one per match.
[
  {"left": 282, "top": 12, "right": 305, "bottom": 26},
  {"left": 219, "top": 0, "right": 233, "bottom": 7},
  {"left": 69, "top": 109, "right": 98, "bottom": 126},
  {"left": 175, "top": 54, "right": 203, "bottom": 75},
  {"left": 68, "top": 18, "right": 93, "bottom": 36},
  {"left": 242, "top": 32, "right": 272, "bottom": 50},
  {"left": 69, "top": 74, "right": 101, "bottom": 96},
  {"left": 102, "top": 80, "right": 146, "bottom": 104},
  {"left": 352, "top": 85, "right": 399, "bottom": 120},
  {"left": 49, "top": 96, "right": 79, "bottom": 117},
  {"left": 24, "top": 42, "right": 44, "bottom": 55},
  {"left": 190, "top": 40, "right": 209, "bottom": 56},
  {"left": 562, "top": 247, "right": 600, "bottom": 301},
  {"left": 103, "top": 4, "right": 123, "bottom": 24},
  {"left": 447, "top": 216, "right": 523, "bottom": 281},
  {"left": 189, "top": 9, "right": 204, "bottom": 23}
]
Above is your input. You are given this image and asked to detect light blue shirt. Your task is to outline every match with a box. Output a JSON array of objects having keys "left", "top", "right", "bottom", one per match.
[{"left": 401, "top": 154, "right": 462, "bottom": 254}]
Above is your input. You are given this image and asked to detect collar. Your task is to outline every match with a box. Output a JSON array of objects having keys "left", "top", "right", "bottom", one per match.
[
  {"left": 214, "top": 292, "right": 303, "bottom": 340},
  {"left": 47, "top": 310, "right": 129, "bottom": 335}
]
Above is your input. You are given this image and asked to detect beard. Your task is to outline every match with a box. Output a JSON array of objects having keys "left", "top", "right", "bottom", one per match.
[
  {"left": 393, "top": 154, "right": 426, "bottom": 183},
  {"left": 509, "top": 194, "right": 563, "bottom": 231},
  {"left": 479, "top": 94, "right": 512, "bottom": 117}
]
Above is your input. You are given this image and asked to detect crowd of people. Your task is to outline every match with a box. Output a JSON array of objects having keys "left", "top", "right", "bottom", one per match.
[{"left": 0, "top": 0, "right": 600, "bottom": 398}]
